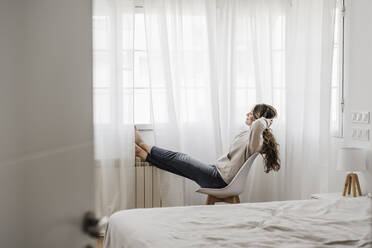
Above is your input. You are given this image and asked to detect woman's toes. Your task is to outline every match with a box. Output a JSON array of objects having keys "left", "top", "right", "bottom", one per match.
[
  {"left": 135, "top": 128, "right": 144, "bottom": 145},
  {"left": 134, "top": 128, "right": 151, "bottom": 153},
  {"left": 135, "top": 144, "right": 148, "bottom": 160},
  {"left": 135, "top": 144, "right": 142, "bottom": 155}
]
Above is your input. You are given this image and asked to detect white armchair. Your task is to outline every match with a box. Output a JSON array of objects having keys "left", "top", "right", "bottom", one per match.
[{"left": 196, "top": 153, "right": 260, "bottom": 205}]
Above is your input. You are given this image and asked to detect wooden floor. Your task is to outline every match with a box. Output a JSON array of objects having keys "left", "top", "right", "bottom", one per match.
[{"left": 97, "top": 237, "right": 104, "bottom": 248}]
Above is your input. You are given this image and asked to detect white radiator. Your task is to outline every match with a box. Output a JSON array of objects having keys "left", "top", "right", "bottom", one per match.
[{"left": 135, "top": 158, "right": 161, "bottom": 208}]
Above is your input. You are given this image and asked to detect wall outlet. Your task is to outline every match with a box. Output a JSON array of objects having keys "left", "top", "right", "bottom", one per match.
[
  {"left": 362, "top": 129, "right": 370, "bottom": 141},
  {"left": 352, "top": 111, "right": 370, "bottom": 124},
  {"left": 362, "top": 112, "right": 370, "bottom": 123},
  {"left": 352, "top": 127, "right": 370, "bottom": 141}
]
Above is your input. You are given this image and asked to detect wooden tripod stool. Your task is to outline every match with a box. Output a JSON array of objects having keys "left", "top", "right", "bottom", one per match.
[
  {"left": 205, "top": 195, "right": 240, "bottom": 205},
  {"left": 342, "top": 173, "right": 362, "bottom": 197}
]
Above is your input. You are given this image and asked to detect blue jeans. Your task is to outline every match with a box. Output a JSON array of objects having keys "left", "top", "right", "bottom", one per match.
[{"left": 145, "top": 146, "right": 228, "bottom": 189}]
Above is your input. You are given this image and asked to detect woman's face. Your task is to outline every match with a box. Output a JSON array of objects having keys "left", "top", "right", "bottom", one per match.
[{"left": 245, "top": 112, "right": 255, "bottom": 126}]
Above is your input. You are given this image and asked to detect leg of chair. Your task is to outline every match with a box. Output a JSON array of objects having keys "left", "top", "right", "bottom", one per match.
[
  {"left": 206, "top": 195, "right": 216, "bottom": 205},
  {"left": 220, "top": 196, "right": 240, "bottom": 204},
  {"left": 232, "top": 196, "right": 240, "bottom": 204},
  {"left": 221, "top": 196, "right": 233, "bottom": 204},
  {"left": 97, "top": 236, "right": 104, "bottom": 248}
]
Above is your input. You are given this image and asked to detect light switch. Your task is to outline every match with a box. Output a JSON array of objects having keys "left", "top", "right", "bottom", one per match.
[
  {"left": 362, "top": 112, "right": 370, "bottom": 123},
  {"left": 357, "top": 129, "right": 362, "bottom": 138},
  {"left": 352, "top": 112, "right": 357, "bottom": 121},
  {"left": 352, "top": 111, "right": 370, "bottom": 124},
  {"left": 362, "top": 129, "right": 370, "bottom": 141},
  {"left": 352, "top": 127, "right": 370, "bottom": 141},
  {"left": 352, "top": 128, "right": 357, "bottom": 138}
]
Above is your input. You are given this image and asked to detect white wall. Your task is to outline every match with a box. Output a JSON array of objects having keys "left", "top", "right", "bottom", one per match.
[
  {"left": 0, "top": 0, "right": 95, "bottom": 247},
  {"left": 23, "top": 0, "right": 95, "bottom": 247},
  {"left": 0, "top": 0, "right": 26, "bottom": 246},
  {"left": 328, "top": 0, "right": 372, "bottom": 194}
]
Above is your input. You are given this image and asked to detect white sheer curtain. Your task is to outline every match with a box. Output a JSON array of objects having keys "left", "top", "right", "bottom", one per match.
[
  {"left": 215, "top": 0, "right": 287, "bottom": 203},
  {"left": 93, "top": 0, "right": 136, "bottom": 217},
  {"left": 144, "top": 0, "right": 220, "bottom": 206},
  {"left": 284, "top": 0, "right": 336, "bottom": 200},
  {"left": 144, "top": 0, "right": 336, "bottom": 205}
]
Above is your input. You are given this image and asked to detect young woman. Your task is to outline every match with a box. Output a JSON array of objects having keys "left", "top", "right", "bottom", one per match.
[{"left": 135, "top": 103, "right": 280, "bottom": 189}]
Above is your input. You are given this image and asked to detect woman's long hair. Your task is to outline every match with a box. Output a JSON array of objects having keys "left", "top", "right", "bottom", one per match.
[{"left": 252, "top": 104, "right": 280, "bottom": 173}]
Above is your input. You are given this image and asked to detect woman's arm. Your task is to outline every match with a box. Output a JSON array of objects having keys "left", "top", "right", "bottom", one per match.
[{"left": 247, "top": 117, "right": 269, "bottom": 156}]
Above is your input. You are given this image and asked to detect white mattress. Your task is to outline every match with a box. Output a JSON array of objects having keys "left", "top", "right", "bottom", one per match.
[{"left": 104, "top": 197, "right": 372, "bottom": 248}]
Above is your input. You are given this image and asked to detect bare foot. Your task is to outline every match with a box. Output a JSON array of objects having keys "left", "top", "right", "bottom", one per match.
[
  {"left": 134, "top": 125, "right": 145, "bottom": 144},
  {"left": 134, "top": 126, "right": 152, "bottom": 153},
  {"left": 135, "top": 144, "right": 148, "bottom": 161}
]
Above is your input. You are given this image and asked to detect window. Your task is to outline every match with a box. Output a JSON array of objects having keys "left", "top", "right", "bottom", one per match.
[
  {"left": 130, "top": 9, "right": 152, "bottom": 125},
  {"left": 93, "top": 15, "right": 111, "bottom": 125},
  {"left": 131, "top": 8, "right": 211, "bottom": 125},
  {"left": 93, "top": 5, "right": 154, "bottom": 127},
  {"left": 271, "top": 15, "right": 286, "bottom": 123},
  {"left": 233, "top": 13, "right": 286, "bottom": 124},
  {"left": 330, "top": 0, "right": 345, "bottom": 137},
  {"left": 94, "top": 2, "right": 340, "bottom": 131}
]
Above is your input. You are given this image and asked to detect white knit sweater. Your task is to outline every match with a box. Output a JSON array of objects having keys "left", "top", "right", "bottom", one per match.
[{"left": 216, "top": 117, "right": 269, "bottom": 184}]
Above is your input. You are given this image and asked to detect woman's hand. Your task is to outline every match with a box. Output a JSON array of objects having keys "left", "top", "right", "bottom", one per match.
[
  {"left": 268, "top": 119, "right": 273, "bottom": 128},
  {"left": 261, "top": 117, "right": 273, "bottom": 128},
  {"left": 255, "top": 117, "right": 273, "bottom": 128}
]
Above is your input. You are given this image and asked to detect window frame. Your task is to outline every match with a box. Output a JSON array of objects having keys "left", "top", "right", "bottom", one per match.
[{"left": 330, "top": 0, "right": 345, "bottom": 138}]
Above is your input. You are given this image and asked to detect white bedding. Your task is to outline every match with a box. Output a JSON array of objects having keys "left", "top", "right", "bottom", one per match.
[{"left": 104, "top": 197, "right": 372, "bottom": 248}]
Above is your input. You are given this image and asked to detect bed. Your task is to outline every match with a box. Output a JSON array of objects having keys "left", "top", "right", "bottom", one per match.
[{"left": 104, "top": 197, "right": 372, "bottom": 248}]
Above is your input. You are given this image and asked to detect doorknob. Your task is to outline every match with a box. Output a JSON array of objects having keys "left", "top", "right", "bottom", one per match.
[{"left": 82, "top": 211, "right": 101, "bottom": 238}]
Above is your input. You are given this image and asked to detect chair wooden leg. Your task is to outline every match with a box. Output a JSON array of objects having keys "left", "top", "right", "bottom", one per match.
[
  {"left": 97, "top": 236, "right": 104, "bottom": 248},
  {"left": 206, "top": 195, "right": 240, "bottom": 205},
  {"left": 222, "top": 196, "right": 234, "bottom": 204},
  {"left": 232, "top": 196, "right": 240, "bottom": 203},
  {"left": 206, "top": 195, "right": 216, "bottom": 205}
]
